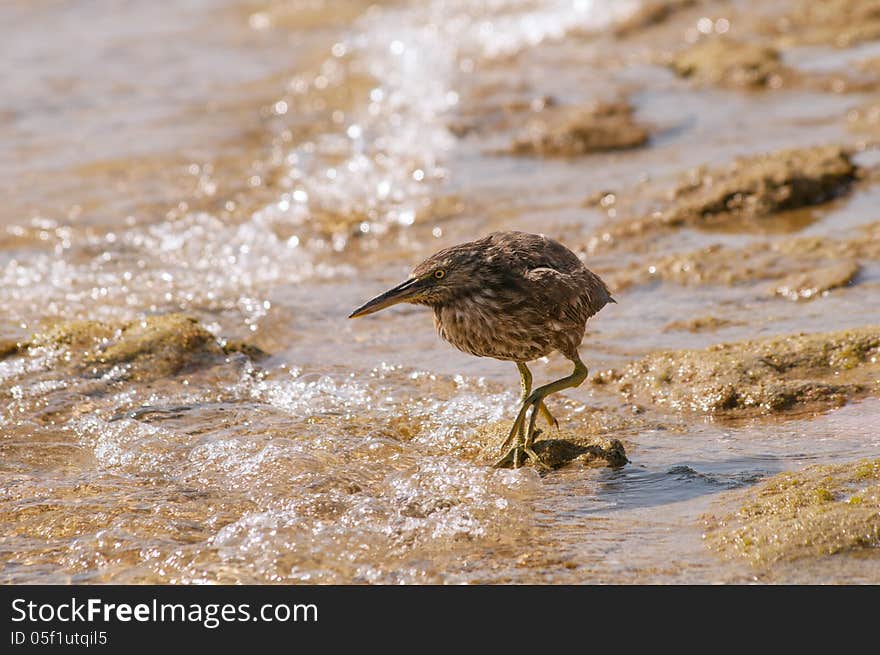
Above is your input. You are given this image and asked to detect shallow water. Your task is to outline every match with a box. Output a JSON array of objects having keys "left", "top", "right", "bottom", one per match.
[{"left": 2, "top": 0, "right": 879, "bottom": 584}]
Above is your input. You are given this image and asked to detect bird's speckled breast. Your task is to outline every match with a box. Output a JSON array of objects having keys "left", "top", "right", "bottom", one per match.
[{"left": 434, "top": 295, "right": 558, "bottom": 362}]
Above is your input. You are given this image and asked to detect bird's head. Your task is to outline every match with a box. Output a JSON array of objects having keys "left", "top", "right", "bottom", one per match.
[{"left": 348, "top": 245, "right": 482, "bottom": 318}]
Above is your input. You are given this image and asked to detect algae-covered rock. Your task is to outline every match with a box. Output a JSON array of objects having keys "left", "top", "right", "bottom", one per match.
[
  {"left": 613, "top": 0, "right": 698, "bottom": 37},
  {"left": 508, "top": 102, "right": 649, "bottom": 156},
  {"left": 664, "top": 315, "right": 742, "bottom": 333},
  {"left": 670, "top": 38, "right": 789, "bottom": 88},
  {"left": 0, "top": 338, "right": 21, "bottom": 360},
  {"left": 473, "top": 422, "right": 627, "bottom": 469},
  {"left": 769, "top": 0, "right": 880, "bottom": 48},
  {"left": 847, "top": 100, "right": 880, "bottom": 135},
  {"left": 771, "top": 260, "right": 859, "bottom": 301},
  {"left": 604, "top": 146, "right": 858, "bottom": 240},
  {"left": 593, "top": 327, "right": 880, "bottom": 415},
  {"left": 24, "top": 314, "right": 264, "bottom": 382},
  {"left": 30, "top": 320, "right": 116, "bottom": 349},
  {"left": 665, "top": 146, "right": 857, "bottom": 226},
  {"left": 610, "top": 232, "right": 868, "bottom": 300},
  {"left": 704, "top": 459, "right": 880, "bottom": 564},
  {"left": 610, "top": 220, "right": 880, "bottom": 295},
  {"left": 221, "top": 339, "right": 270, "bottom": 360},
  {"left": 88, "top": 315, "right": 219, "bottom": 381}
]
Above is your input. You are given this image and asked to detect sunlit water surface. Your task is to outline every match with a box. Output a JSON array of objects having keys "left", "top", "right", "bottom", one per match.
[{"left": 2, "top": 0, "right": 879, "bottom": 583}]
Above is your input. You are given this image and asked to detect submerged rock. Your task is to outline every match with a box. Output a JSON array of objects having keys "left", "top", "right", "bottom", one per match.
[
  {"left": 508, "top": 102, "right": 650, "bottom": 156},
  {"left": 704, "top": 459, "right": 880, "bottom": 564},
  {"left": 592, "top": 327, "right": 880, "bottom": 415},
  {"left": 23, "top": 314, "right": 264, "bottom": 382},
  {"left": 771, "top": 260, "right": 859, "bottom": 301},
  {"left": 663, "top": 315, "right": 743, "bottom": 333},
  {"left": 670, "top": 38, "right": 789, "bottom": 88},
  {"left": 609, "top": 222, "right": 878, "bottom": 300},
  {"left": 847, "top": 100, "right": 880, "bottom": 135}
]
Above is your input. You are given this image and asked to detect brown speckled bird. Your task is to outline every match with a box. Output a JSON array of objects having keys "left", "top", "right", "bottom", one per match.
[{"left": 348, "top": 231, "right": 615, "bottom": 468}]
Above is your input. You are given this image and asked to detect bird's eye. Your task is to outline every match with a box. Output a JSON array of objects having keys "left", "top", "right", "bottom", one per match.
[{"left": 434, "top": 269, "right": 446, "bottom": 279}]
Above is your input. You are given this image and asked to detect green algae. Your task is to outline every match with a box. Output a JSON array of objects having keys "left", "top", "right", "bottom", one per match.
[
  {"left": 704, "top": 459, "right": 880, "bottom": 564},
  {"left": 593, "top": 327, "right": 880, "bottom": 415}
]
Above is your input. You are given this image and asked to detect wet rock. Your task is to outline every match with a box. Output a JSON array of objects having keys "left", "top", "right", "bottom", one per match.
[
  {"left": 771, "top": 260, "right": 859, "bottom": 301},
  {"left": 221, "top": 339, "right": 270, "bottom": 360},
  {"left": 0, "top": 338, "right": 21, "bottom": 360},
  {"left": 670, "top": 38, "right": 789, "bottom": 88},
  {"left": 30, "top": 320, "right": 115, "bottom": 350},
  {"left": 613, "top": 0, "right": 699, "bottom": 37},
  {"left": 602, "top": 146, "right": 858, "bottom": 241},
  {"left": 25, "top": 314, "right": 263, "bottom": 382},
  {"left": 89, "top": 315, "right": 219, "bottom": 381},
  {"left": 593, "top": 327, "right": 880, "bottom": 415},
  {"left": 609, "top": 221, "right": 878, "bottom": 298},
  {"left": 704, "top": 459, "right": 880, "bottom": 564},
  {"left": 474, "top": 422, "right": 627, "bottom": 470},
  {"left": 664, "top": 315, "right": 742, "bottom": 333},
  {"left": 529, "top": 434, "right": 628, "bottom": 469},
  {"left": 769, "top": 0, "right": 880, "bottom": 48},
  {"left": 665, "top": 146, "right": 857, "bottom": 226},
  {"left": 508, "top": 102, "right": 650, "bottom": 156},
  {"left": 847, "top": 100, "right": 880, "bottom": 135}
]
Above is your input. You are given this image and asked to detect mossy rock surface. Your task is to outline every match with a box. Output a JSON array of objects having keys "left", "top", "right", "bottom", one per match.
[
  {"left": 509, "top": 102, "right": 649, "bottom": 157},
  {"left": 670, "top": 38, "right": 788, "bottom": 88},
  {"left": 472, "top": 422, "right": 627, "bottom": 470},
  {"left": 704, "top": 459, "right": 880, "bottom": 564},
  {"left": 769, "top": 0, "right": 880, "bottom": 48},
  {"left": 593, "top": 327, "right": 880, "bottom": 415},
  {"left": 606, "top": 146, "right": 858, "bottom": 242},
  {"left": 609, "top": 221, "right": 879, "bottom": 298},
  {"left": 666, "top": 146, "right": 856, "bottom": 225},
  {"left": 23, "top": 314, "right": 265, "bottom": 382},
  {"left": 0, "top": 338, "right": 21, "bottom": 360}
]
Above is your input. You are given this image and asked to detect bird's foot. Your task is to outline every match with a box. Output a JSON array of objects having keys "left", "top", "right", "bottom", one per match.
[{"left": 492, "top": 431, "right": 548, "bottom": 470}]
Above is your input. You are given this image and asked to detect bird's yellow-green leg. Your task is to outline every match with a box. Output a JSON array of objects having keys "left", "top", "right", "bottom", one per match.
[
  {"left": 517, "top": 362, "right": 559, "bottom": 429},
  {"left": 498, "top": 362, "right": 558, "bottom": 468},
  {"left": 495, "top": 357, "right": 589, "bottom": 469},
  {"left": 502, "top": 362, "right": 530, "bottom": 468}
]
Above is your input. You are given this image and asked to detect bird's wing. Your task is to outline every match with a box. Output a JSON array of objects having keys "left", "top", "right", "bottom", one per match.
[{"left": 524, "top": 266, "right": 591, "bottom": 324}]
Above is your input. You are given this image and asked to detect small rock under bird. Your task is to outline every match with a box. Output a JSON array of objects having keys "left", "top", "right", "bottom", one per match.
[{"left": 349, "top": 230, "right": 615, "bottom": 468}]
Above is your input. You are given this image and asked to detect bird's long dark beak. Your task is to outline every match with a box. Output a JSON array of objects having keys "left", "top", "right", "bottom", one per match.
[{"left": 348, "top": 277, "right": 422, "bottom": 318}]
